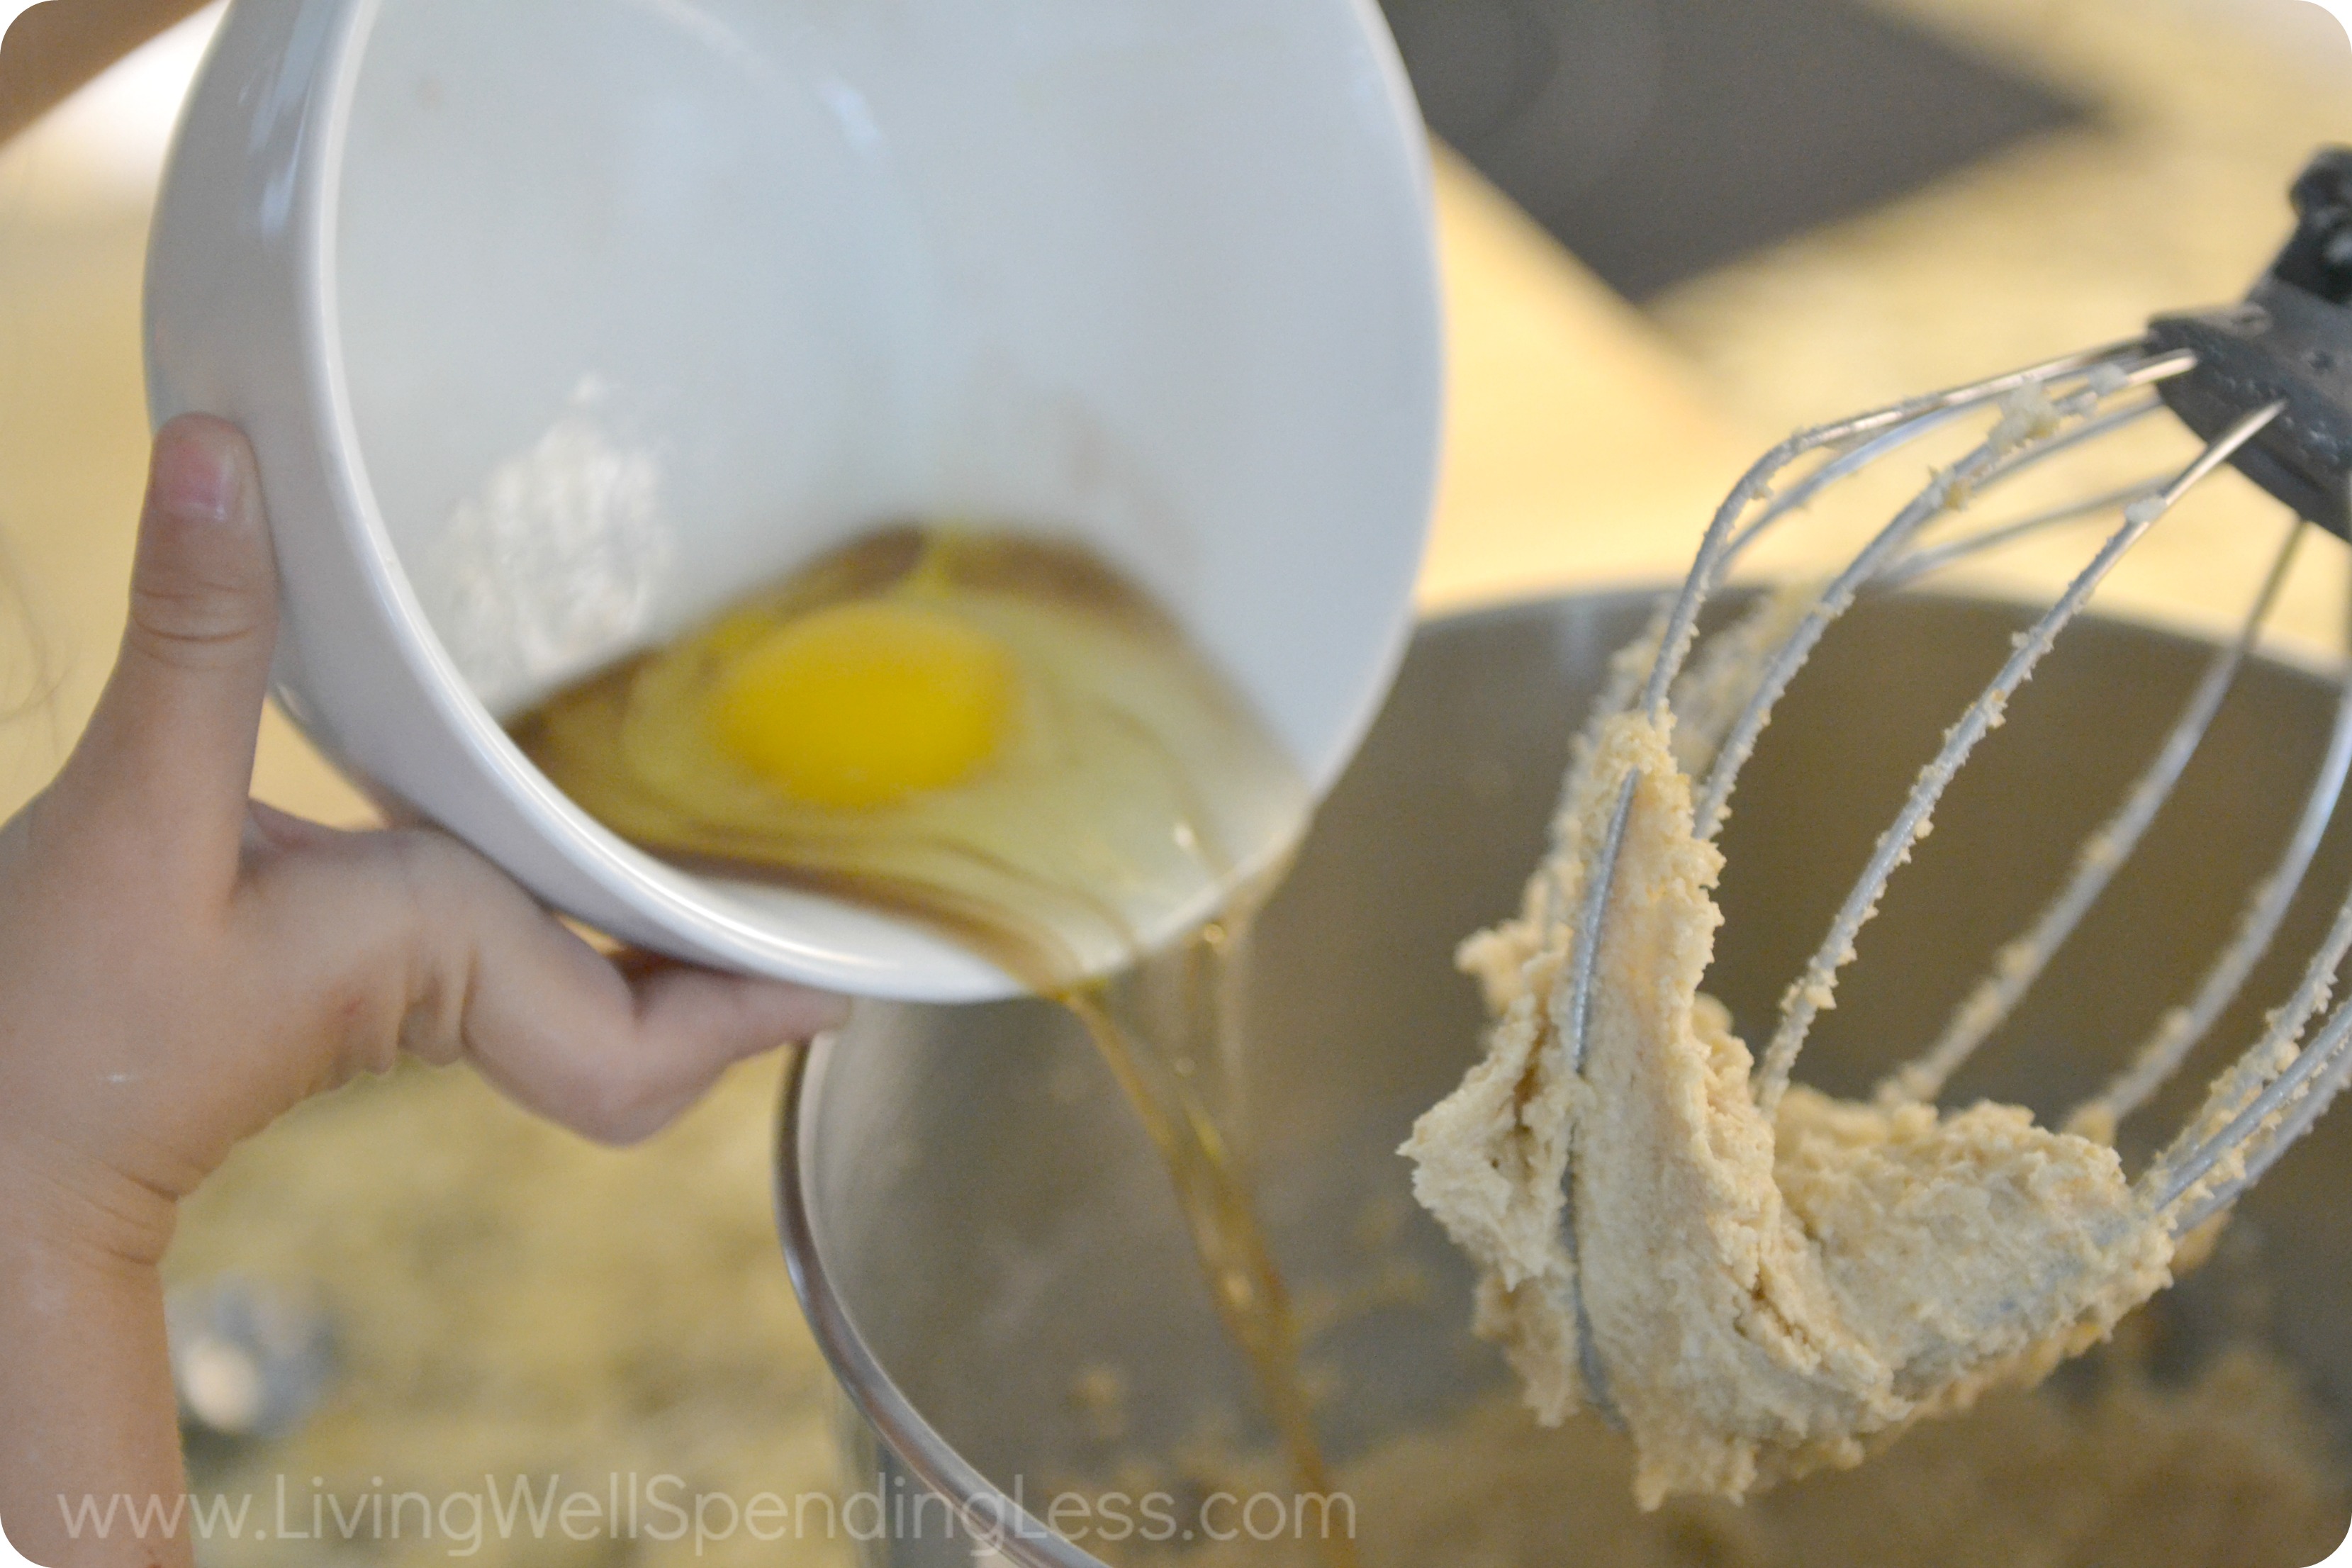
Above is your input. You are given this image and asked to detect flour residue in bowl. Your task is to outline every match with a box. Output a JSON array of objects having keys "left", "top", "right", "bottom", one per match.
[{"left": 427, "top": 379, "right": 675, "bottom": 714}]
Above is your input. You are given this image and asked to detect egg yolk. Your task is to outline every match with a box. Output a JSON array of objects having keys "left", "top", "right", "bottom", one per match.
[{"left": 706, "top": 599, "right": 1018, "bottom": 809}]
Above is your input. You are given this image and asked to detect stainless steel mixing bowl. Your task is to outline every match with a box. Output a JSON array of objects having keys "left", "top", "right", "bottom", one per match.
[{"left": 777, "top": 590, "right": 2352, "bottom": 1568}]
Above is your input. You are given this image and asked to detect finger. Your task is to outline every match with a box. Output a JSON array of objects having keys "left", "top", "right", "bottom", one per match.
[
  {"left": 60, "top": 416, "right": 276, "bottom": 891},
  {"left": 561, "top": 963, "right": 851, "bottom": 1142},
  {"left": 464, "top": 921, "right": 850, "bottom": 1146},
  {"left": 245, "top": 830, "right": 849, "bottom": 1145}
]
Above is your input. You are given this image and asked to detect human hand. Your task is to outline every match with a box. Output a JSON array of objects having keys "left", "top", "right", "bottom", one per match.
[
  {"left": 0, "top": 415, "right": 844, "bottom": 1565},
  {"left": 0, "top": 414, "right": 846, "bottom": 1266}
]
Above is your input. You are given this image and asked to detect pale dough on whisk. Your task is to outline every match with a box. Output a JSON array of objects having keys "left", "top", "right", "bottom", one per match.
[{"left": 1402, "top": 698, "right": 2176, "bottom": 1509}]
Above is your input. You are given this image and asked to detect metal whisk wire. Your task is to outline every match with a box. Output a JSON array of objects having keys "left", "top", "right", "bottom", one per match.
[
  {"left": 1552, "top": 345, "right": 2218, "bottom": 1422},
  {"left": 1752, "top": 395, "right": 2285, "bottom": 1118},
  {"left": 1879, "top": 513, "right": 2311, "bottom": 1110},
  {"left": 2085, "top": 667, "right": 2352, "bottom": 1133},
  {"left": 1552, "top": 148, "right": 2352, "bottom": 1421}
]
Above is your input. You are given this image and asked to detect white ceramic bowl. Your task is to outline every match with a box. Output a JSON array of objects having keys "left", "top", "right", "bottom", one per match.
[{"left": 145, "top": 0, "right": 1442, "bottom": 1001}]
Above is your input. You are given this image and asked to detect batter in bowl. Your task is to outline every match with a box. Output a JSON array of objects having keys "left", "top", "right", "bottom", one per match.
[
  {"left": 1106, "top": 1338, "right": 2343, "bottom": 1568},
  {"left": 1403, "top": 615, "right": 2176, "bottom": 1508}
]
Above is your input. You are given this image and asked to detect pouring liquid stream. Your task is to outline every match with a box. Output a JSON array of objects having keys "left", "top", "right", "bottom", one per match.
[
  {"left": 1060, "top": 892, "right": 1358, "bottom": 1568},
  {"left": 512, "top": 527, "right": 1355, "bottom": 1567}
]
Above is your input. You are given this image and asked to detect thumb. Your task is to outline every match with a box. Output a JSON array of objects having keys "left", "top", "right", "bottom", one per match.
[{"left": 60, "top": 415, "right": 277, "bottom": 887}]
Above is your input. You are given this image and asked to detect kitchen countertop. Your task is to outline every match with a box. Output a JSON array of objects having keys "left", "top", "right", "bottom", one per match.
[
  {"left": 0, "top": 2, "right": 2346, "bottom": 1564},
  {"left": 1650, "top": 0, "right": 2352, "bottom": 650}
]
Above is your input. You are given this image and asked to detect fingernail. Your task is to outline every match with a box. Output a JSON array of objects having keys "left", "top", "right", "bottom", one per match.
[{"left": 155, "top": 422, "right": 246, "bottom": 526}]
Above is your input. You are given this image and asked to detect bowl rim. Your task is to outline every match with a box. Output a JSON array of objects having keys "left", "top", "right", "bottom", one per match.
[
  {"left": 768, "top": 588, "right": 1662, "bottom": 1568},
  {"left": 776, "top": 1023, "right": 1114, "bottom": 1568},
  {"left": 299, "top": 0, "right": 1044, "bottom": 998},
  {"left": 771, "top": 582, "right": 2352, "bottom": 1563},
  {"left": 286, "top": 0, "right": 1445, "bottom": 1001}
]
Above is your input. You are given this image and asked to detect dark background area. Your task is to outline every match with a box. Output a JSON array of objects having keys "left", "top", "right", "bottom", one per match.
[{"left": 1378, "top": 0, "right": 2091, "bottom": 299}]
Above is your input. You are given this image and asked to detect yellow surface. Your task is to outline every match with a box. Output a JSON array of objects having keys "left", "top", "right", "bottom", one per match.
[
  {"left": 1416, "top": 145, "right": 1759, "bottom": 610},
  {"left": 1652, "top": 0, "right": 2352, "bottom": 653},
  {"left": 707, "top": 600, "right": 1018, "bottom": 809},
  {"left": 4, "top": 1, "right": 2346, "bottom": 813},
  {"left": 0, "top": 147, "right": 1751, "bottom": 829},
  {"left": 2, "top": 113, "right": 1749, "bottom": 1567},
  {"left": 3, "top": 2, "right": 2349, "bottom": 1562},
  {"left": 0, "top": 140, "right": 1756, "bottom": 828},
  {"left": 0, "top": 213, "right": 373, "bottom": 827}
]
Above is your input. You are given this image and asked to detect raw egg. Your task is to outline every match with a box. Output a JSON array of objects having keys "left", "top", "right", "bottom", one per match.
[
  {"left": 515, "top": 528, "right": 1348, "bottom": 1530},
  {"left": 510, "top": 526, "right": 1309, "bottom": 987}
]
